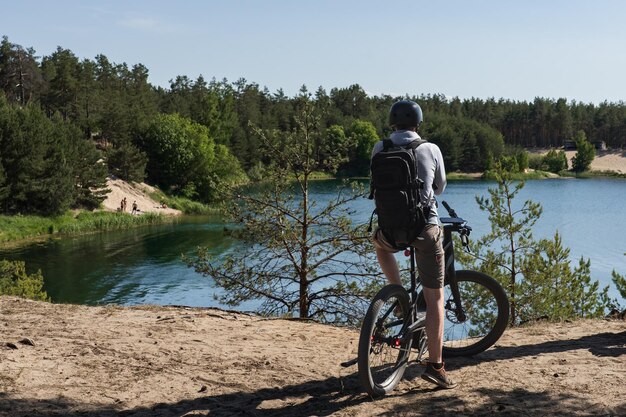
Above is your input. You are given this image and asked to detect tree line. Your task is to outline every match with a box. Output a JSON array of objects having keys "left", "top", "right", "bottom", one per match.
[{"left": 1, "top": 36, "right": 625, "bottom": 216}]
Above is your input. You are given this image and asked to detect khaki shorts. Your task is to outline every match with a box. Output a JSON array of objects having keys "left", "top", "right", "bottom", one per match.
[{"left": 372, "top": 224, "right": 445, "bottom": 289}]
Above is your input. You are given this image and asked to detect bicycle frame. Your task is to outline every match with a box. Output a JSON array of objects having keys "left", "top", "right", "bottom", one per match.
[
  {"left": 403, "top": 217, "right": 471, "bottom": 336},
  {"left": 441, "top": 216, "right": 470, "bottom": 323},
  {"left": 357, "top": 201, "right": 509, "bottom": 394},
  {"left": 374, "top": 214, "right": 472, "bottom": 352}
]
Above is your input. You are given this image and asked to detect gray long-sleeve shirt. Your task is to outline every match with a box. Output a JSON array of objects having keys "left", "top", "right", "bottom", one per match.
[{"left": 371, "top": 130, "right": 447, "bottom": 224}]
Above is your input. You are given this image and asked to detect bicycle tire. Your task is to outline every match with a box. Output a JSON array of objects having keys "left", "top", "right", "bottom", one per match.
[
  {"left": 358, "top": 284, "right": 411, "bottom": 397},
  {"left": 441, "top": 270, "right": 509, "bottom": 357}
]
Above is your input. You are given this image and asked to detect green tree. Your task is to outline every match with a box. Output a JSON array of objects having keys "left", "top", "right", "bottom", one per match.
[
  {"left": 61, "top": 122, "right": 109, "bottom": 210},
  {"left": 542, "top": 149, "right": 568, "bottom": 173},
  {"left": 498, "top": 155, "right": 520, "bottom": 173},
  {"left": 0, "top": 97, "right": 107, "bottom": 214},
  {"left": 40, "top": 47, "right": 81, "bottom": 120},
  {"left": 0, "top": 36, "right": 43, "bottom": 106},
  {"left": 0, "top": 157, "right": 8, "bottom": 206},
  {"left": 106, "top": 140, "right": 147, "bottom": 183},
  {"left": 612, "top": 270, "right": 626, "bottom": 301},
  {"left": 139, "top": 113, "right": 243, "bottom": 202},
  {"left": 422, "top": 114, "right": 462, "bottom": 171},
  {"left": 519, "top": 233, "right": 610, "bottom": 321},
  {"left": 0, "top": 259, "right": 49, "bottom": 301},
  {"left": 190, "top": 95, "right": 381, "bottom": 324},
  {"left": 457, "top": 164, "right": 611, "bottom": 325},
  {"left": 345, "top": 119, "right": 379, "bottom": 176},
  {"left": 515, "top": 149, "right": 529, "bottom": 171},
  {"left": 571, "top": 130, "right": 595, "bottom": 172},
  {"left": 320, "top": 124, "right": 349, "bottom": 173},
  {"left": 0, "top": 101, "right": 74, "bottom": 215}
]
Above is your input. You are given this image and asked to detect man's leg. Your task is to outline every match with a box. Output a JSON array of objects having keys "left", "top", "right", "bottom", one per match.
[
  {"left": 375, "top": 247, "right": 401, "bottom": 286},
  {"left": 422, "top": 286, "right": 444, "bottom": 364}
]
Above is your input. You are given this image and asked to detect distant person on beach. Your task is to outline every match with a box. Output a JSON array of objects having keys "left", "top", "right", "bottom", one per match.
[
  {"left": 131, "top": 201, "right": 138, "bottom": 214},
  {"left": 123, "top": 197, "right": 127, "bottom": 212}
]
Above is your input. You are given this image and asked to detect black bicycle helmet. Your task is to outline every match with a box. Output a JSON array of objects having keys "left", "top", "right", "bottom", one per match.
[{"left": 389, "top": 100, "right": 423, "bottom": 129}]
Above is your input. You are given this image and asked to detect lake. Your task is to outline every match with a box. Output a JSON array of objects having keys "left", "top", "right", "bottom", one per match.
[{"left": 1, "top": 178, "right": 625, "bottom": 308}]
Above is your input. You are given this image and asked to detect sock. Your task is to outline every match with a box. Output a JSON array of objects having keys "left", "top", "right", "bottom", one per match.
[{"left": 431, "top": 362, "right": 444, "bottom": 370}]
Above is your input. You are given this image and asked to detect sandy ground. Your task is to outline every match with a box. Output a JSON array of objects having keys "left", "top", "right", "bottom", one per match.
[
  {"left": 101, "top": 178, "right": 182, "bottom": 216},
  {"left": 571, "top": 150, "right": 626, "bottom": 174},
  {"left": 0, "top": 296, "right": 624, "bottom": 417},
  {"left": 529, "top": 149, "right": 626, "bottom": 174}
]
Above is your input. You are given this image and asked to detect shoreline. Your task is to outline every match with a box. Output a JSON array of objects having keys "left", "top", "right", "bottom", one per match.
[
  {"left": 2, "top": 152, "right": 625, "bottom": 250},
  {"left": 0, "top": 211, "right": 179, "bottom": 250}
]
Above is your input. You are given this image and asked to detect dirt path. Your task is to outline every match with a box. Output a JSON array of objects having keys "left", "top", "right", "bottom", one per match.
[{"left": 1, "top": 297, "right": 624, "bottom": 416}]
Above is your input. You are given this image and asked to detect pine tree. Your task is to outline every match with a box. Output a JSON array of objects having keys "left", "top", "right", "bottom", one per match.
[
  {"left": 457, "top": 164, "right": 611, "bottom": 325},
  {"left": 190, "top": 94, "right": 381, "bottom": 324},
  {"left": 571, "top": 130, "right": 595, "bottom": 172},
  {"left": 106, "top": 139, "right": 147, "bottom": 183},
  {"left": 0, "top": 260, "right": 49, "bottom": 301}
]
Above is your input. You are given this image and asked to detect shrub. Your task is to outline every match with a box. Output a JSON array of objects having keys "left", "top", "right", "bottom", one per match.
[
  {"left": 0, "top": 259, "right": 49, "bottom": 301},
  {"left": 542, "top": 149, "right": 568, "bottom": 173}
]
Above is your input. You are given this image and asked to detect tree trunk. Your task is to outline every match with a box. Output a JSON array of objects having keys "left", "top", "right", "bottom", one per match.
[
  {"left": 508, "top": 195, "right": 517, "bottom": 325},
  {"left": 299, "top": 154, "right": 310, "bottom": 318}
]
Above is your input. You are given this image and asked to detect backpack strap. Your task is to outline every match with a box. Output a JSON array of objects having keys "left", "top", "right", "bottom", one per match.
[
  {"left": 405, "top": 139, "right": 428, "bottom": 150},
  {"left": 407, "top": 139, "right": 428, "bottom": 191},
  {"left": 382, "top": 139, "right": 393, "bottom": 151}
]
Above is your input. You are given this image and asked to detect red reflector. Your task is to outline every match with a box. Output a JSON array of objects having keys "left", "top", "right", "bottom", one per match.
[
  {"left": 394, "top": 339, "right": 401, "bottom": 347},
  {"left": 404, "top": 249, "right": 410, "bottom": 257}
]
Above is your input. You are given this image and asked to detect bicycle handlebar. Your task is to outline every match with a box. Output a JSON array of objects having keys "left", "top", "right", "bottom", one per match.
[
  {"left": 441, "top": 200, "right": 457, "bottom": 218},
  {"left": 440, "top": 201, "right": 472, "bottom": 247}
]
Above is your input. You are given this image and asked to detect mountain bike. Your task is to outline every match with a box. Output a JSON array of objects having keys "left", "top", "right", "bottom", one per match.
[{"left": 356, "top": 201, "right": 509, "bottom": 397}]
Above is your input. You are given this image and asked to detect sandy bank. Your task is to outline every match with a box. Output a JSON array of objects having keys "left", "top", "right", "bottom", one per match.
[
  {"left": 101, "top": 178, "right": 182, "bottom": 216},
  {"left": 529, "top": 149, "right": 626, "bottom": 174}
]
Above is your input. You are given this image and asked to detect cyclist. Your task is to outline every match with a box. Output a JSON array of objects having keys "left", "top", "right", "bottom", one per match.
[{"left": 371, "top": 100, "right": 457, "bottom": 389}]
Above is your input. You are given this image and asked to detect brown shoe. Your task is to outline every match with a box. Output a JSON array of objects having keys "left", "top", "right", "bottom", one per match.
[{"left": 421, "top": 362, "right": 458, "bottom": 389}]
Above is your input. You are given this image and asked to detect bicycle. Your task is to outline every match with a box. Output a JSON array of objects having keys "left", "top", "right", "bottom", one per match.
[{"left": 356, "top": 201, "right": 510, "bottom": 397}]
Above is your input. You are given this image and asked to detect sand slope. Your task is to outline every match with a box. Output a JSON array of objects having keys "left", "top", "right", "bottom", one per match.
[
  {"left": 101, "top": 178, "right": 181, "bottom": 216},
  {"left": 1, "top": 296, "right": 624, "bottom": 417},
  {"left": 530, "top": 149, "right": 626, "bottom": 174}
]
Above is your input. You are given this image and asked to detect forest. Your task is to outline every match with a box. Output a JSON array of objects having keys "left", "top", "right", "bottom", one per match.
[{"left": 1, "top": 35, "right": 625, "bottom": 216}]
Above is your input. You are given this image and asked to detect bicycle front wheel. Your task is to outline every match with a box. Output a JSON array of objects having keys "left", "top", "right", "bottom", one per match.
[
  {"left": 358, "top": 284, "right": 411, "bottom": 397},
  {"left": 442, "top": 270, "right": 509, "bottom": 357}
]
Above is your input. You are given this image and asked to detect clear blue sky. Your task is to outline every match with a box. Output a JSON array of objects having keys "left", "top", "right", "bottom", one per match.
[{"left": 2, "top": 0, "right": 626, "bottom": 103}]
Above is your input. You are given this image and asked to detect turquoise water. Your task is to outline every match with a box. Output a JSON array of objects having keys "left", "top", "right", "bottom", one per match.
[{"left": 1, "top": 178, "right": 625, "bottom": 308}]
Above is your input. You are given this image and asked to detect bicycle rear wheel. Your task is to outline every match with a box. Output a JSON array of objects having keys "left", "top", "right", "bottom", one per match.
[
  {"left": 442, "top": 270, "right": 509, "bottom": 357},
  {"left": 358, "top": 284, "right": 412, "bottom": 397}
]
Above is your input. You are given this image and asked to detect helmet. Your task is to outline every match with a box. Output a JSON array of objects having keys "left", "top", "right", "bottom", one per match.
[{"left": 389, "top": 100, "right": 423, "bottom": 129}]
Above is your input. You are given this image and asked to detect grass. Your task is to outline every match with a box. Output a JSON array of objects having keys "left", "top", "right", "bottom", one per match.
[
  {"left": 0, "top": 211, "right": 176, "bottom": 248},
  {"left": 481, "top": 169, "right": 560, "bottom": 181},
  {"left": 572, "top": 170, "right": 626, "bottom": 179},
  {"left": 158, "top": 196, "right": 221, "bottom": 215},
  {"left": 147, "top": 188, "right": 221, "bottom": 215},
  {"left": 447, "top": 172, "right": 483, "bottom": 181}
]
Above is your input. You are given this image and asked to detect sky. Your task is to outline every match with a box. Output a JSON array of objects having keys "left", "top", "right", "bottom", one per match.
[{"left": 2, "top": 0, "right": 626, "bottom": 103}]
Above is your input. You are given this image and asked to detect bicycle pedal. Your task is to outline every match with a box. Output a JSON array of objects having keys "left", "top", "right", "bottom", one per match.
[{"left": 415, "top": 358, "right": 428, "bottom": 367}]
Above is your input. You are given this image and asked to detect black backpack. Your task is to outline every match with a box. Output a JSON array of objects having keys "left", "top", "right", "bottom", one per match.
[{"left": 369, "top": 138, "right": 428, "bottom": 250}]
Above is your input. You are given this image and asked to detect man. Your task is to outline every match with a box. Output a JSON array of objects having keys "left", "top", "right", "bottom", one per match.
[{"left": 371, "top": 100, "right": 456, "bottom": 389}]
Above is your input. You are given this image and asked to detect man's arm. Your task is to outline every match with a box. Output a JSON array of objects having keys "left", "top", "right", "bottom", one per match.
[{"left": 432, "top": 145, "right": 446, "bottom": 196}]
